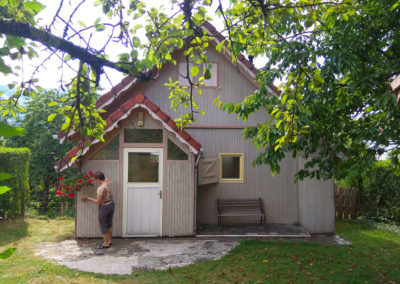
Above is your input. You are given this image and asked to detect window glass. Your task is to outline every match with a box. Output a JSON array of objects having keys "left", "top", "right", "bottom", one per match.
[
  {"left": 167, "top": 139, "right": 188, "bottom": 160},
  {"left": 124, "top": 129, "right": 163, "bottom": 143},
  {"left": 128, "top": 152, "right": 159, "bottom": 182},
  {"left": 179, "top": 62, "right": 194, "bottom": 86},
  {"left": 219, "top": 153, "right": 244, "bottom": 183},
  {"left": 221, "top": 156, "right": 240, "bottom": 179},
  {"left": 203, "top": 63, "right": 218, "bottom": 87},
  {"left": 91, "top": 135, "right": 119, "bottom": 160}
]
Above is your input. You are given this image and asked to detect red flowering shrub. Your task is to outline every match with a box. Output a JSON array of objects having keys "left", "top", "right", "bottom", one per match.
[{"left": 55, "top": 171, "right": 94, "bottom": 198}]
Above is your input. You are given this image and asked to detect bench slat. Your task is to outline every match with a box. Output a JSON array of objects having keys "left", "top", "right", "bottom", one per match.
[{"left": 217, "top": 198, "right": 266, "bottom": 225}]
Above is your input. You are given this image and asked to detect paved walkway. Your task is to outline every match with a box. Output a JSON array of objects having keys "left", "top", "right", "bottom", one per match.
[{"left": 34, "top": 234, "right": 350, "bottom": 275}]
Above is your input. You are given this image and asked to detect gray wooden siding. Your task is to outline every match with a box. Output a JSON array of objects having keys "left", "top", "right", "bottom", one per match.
[
  {"left": 76, "top": 160, "right": 121, "bottom": 238},
  {"left": 164, "top": 161, "right": 194, "bottom": 236},
  {"left": 298, "top": 157, "right": 335, "bottom": 233},
  {"left": 127, "top": 47, "right": 267, "bottom": 127},
  {"left": 188, "top": 128, "right": 299, "bottom": 225}
]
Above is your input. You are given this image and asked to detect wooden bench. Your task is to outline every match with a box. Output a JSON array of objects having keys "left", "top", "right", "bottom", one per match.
[{"left": 217, "top": 198, "right": 266, "bottom": 225}]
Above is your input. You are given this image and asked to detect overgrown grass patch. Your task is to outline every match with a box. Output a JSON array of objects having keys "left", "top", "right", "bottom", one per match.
[{"left": 1, "top": 218, "right": 399, "bottom": 283}]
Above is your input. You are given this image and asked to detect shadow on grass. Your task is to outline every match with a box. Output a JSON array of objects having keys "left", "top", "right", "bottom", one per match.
[{"left": 0, "top": 218, "right": 29, "bottom": 246}]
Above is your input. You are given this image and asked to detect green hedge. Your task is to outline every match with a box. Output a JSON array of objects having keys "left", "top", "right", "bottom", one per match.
[
  {"left": 0, "top": 147, "right": 30, "bottom": 218},
  {"left": 359, "top": 161, "right": 400, "bottom": 223}
]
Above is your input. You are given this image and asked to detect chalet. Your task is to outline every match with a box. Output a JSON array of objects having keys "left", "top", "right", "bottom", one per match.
[{"left": 56, "top": 22, "right": 335, "bottom": 238}]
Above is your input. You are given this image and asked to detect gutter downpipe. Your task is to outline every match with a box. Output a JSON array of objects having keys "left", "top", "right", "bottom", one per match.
[{"left": 194, "top": 148, "right": 203, "bottom": 235}]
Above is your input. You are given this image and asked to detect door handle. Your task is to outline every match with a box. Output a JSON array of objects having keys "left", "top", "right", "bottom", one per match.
[{"left": 159, "top": 191, "right": 162, "bottom": 198}]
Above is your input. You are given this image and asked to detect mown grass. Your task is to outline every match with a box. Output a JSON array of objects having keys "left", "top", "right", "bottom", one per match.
[{"left": 0, "top": 217, "right": 399, "bottom": 283}]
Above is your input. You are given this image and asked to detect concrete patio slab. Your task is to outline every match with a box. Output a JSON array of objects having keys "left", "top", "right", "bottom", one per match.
[
  {"left": 34, "top": 238, "right": 239, "bottom": 275},
  {"left": 33, "top": 225, "right": 350, "bottom": 275}
]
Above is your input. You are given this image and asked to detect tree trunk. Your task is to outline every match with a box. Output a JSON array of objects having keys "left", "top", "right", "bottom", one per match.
[{"left": 39, "top": 179, "right": 50, "bottom": 215}]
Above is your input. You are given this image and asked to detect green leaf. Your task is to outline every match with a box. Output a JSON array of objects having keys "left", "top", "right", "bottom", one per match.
[
  {"left": 274, "top": 144, "right": 281, "bottom": 151},
  {"left": 0, "top": 58, "right": 12, "bottom": 74},
  {"left": 0, "top": 248, "right": 16, "bottom": 259},
  {"left": 0, "top": 173, "right": 12, "bottom": 181},
  {"left": 191, "top": 65, "right": 199, "bottom": 77},
  {"left": 165, "top": 53, "right": 172, "bottom": 61},
  {"left": 0, "top": 121, "right": 25, "bottom": 137},
  {"left": 48, "top": 101, "right": 58, "bottom": 107},
  {"left": 78, "top": 21, "right": 86, "bottom": 28},
  {"left": 391, "top": 2, "right": 399, "bottom": 10},
  {"left": 130, "top": 49, "right": 138, "bottom": 59},
  {"left": 276, "top": 119, "right": 283, "bottom": 129},
  {"left": 47, "top": 113, "right": 56, "bottom": 122},
  {"left": 24, "top": 2, "right": 46, "bottom": 13},
  {"left": 0, "top": 186, "right": 11, "bottom": 195},
  {"left": 132, "top": 36, "right": 141, "bottom": 47},
  {"left": 143, "top": 58, "right": 153, "bottom": 69},
  {"left": 281, "top": 94, "right": 288, "bottom": 105},
  {"left": 313, "top": 70, "right": 324, "bottom": 85},
  {"left": 95, "top": 24, "right": 105, "bottom": 31},
  {"left": 271, "top": 108, "right": 279, "bottom": 115}
]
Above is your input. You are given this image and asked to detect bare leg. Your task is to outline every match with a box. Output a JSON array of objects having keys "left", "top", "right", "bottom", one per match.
[
  {"left": 107, "top": 227, "right": 113, "bottom": 244},
  {"left": 102, "top": 234, "right": 108, "bottom": 246}
]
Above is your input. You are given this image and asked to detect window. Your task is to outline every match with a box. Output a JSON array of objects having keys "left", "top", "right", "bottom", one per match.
[
  {"left": 178, "top": 62, "right": 219, "bottom": 88},
  {"left": 91, "top": 135, "right": 119, "bottom": 160},
  {"left": 218, "top": 153, "right": 244, "bottom": 183},
  {"left": 203, "top": 63, "right": 218, "bottom": 87},
  {"left": 167, "top": 139, "right": 188, "bottom": 160},
  {"left": 124, "top": 129, "right": 163, "bottom": 143},
  {"left": 178, "top": 62, "right": 194, "bottom": 86},
  {"left": 128, "top": 152, "right": 159, "bottom": 183}
]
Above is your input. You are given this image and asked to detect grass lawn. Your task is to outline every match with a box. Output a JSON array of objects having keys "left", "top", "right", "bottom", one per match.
[{"left": 0, "top": 217, "right": 399, "bottom": 283}]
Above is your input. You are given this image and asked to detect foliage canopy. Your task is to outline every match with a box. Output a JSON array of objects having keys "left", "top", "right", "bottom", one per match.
[{"left": 0, "top": 0, "right": 399, "bottom": 180}]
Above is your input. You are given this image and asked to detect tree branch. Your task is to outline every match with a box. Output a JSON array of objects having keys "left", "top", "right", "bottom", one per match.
[{"left": 0, "top": 19, "right": 136, "bottom": 80}]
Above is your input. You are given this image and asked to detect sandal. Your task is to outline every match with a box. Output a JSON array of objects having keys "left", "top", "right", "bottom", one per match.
[{"left": 97, "top": 244, "right": 111, "bottom": 249}]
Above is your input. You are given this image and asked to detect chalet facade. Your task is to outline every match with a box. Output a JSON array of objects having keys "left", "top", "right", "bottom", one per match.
[{"left": 57, "top": 22, "right": 335, "bottom": 237}]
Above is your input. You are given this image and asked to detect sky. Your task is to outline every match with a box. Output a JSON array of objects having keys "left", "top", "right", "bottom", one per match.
[{"left": 0, "top": 0, "right": 236, "bottom": 93}]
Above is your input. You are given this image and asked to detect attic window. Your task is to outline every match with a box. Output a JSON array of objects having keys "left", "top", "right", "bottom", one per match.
[
  {"left": 178, "top": 62, "right": 195, "bottom": 86},
  {"left": 219, "top": 153, "right": 244, "bottom": 183},
  {"left": 178, "top": 62, "right": 218, "bottom": 88},
  {"left": 167, "top": 139, "right": 188, "bottom": 160},
  {"left": 124, "top": 129, "right": 163, "bottom": 143},
  {"left": 91, "top": 135, "right": 119, "bottom": 160},
  {"left": 203, "top": 63, "right": 218, "bottom": 87}
]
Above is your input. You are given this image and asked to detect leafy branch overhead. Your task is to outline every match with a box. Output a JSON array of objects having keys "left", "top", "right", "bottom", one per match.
[{"left": 1, "top": 0, "right": 400, "bottom": 181}]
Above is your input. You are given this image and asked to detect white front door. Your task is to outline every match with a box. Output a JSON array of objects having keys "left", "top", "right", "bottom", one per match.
[{"left": 123, "top": 148, "right": 163, "bottom": 237}]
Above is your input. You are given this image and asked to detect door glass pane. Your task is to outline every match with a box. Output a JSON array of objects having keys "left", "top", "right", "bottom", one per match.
[
  {"left": 167, "top": 139, "right": 188, "bottom": 160},
  {"left": 128, "top": 152, "right": 159, "bottom": 182},
  {"left": 222, "top": 156, "right": 240, "bottom": 179},
  {"left": 124, "top": 129, "right": 163, "bottom": 143}
]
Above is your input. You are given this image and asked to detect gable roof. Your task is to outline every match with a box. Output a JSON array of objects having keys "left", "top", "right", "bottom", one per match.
[
  {"left": 56, "top": 21, "right": 280, "bottom": 170},
  {"left": 58, "top": 21, "right": 279, "bottom": 143},
  {"left": 56, "top": 92, "right": 201, "bottom": 171}
]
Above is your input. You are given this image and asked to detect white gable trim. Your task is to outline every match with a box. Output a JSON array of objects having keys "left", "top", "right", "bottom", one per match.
[
  {"left": 58, "top": 102, "right": 198, "bottom": 171},
  {"left": 59, "top": 78, "right": 138, "bottom": 144}
]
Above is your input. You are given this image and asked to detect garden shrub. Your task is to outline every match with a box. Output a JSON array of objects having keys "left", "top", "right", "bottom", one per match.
[
  {"left": 0, "top": 147, "right": 30, "bottom": 218},
  {"left": 358, "top": 161, "right": 400, "bottom": 223}
]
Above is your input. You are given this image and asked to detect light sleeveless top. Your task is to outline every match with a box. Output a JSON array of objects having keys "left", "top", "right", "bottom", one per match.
[{"left": 96, "top": 180, "right": 114, "bottom": 205}]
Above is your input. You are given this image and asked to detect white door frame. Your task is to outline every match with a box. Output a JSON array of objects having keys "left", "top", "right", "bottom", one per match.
[{"left": 122, "top": 148, "right": 163, "bottom": 237}]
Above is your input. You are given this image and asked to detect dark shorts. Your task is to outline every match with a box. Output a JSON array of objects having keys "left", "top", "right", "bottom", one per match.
[{"left": 98, "top": 201, "right": 115, "bottom": 235}]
